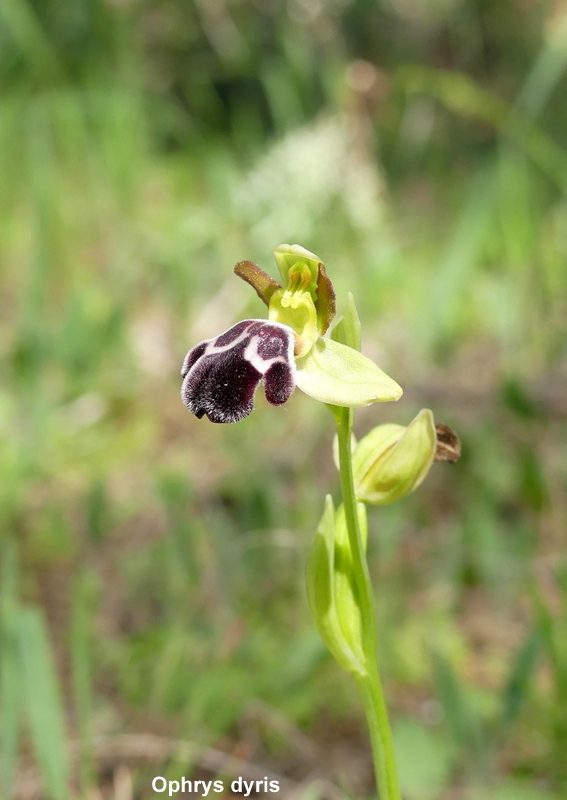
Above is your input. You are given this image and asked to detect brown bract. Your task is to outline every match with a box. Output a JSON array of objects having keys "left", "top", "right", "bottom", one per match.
[{"left": 434, "top": 423, "right": 461, "bottom": 463}]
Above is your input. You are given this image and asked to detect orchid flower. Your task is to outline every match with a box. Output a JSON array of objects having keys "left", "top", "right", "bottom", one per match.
[{"left": 181, "top": 245, "right": 402, "bottom": 423}]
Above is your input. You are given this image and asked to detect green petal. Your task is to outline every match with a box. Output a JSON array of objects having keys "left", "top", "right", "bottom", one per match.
[
  {"left": 295, "top": 337, "right": 403, "bottom": 406},
  {"left": 234, "top": 260, "right": 281, "bottom": 305},
  {"left": 316, "top": 263, "right": 336, "bottom": 334}
]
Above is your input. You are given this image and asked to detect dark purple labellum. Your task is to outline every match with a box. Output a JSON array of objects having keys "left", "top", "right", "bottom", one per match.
[{"left": 181, "top": 320, "right": 296, "bottom": 423}]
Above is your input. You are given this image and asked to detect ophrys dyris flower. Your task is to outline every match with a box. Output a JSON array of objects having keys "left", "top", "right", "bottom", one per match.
[{"left": 181, "top": 245, "right": 402, "bottom": 423}]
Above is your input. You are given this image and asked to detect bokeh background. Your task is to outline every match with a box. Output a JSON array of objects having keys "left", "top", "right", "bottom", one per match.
[{"left": 1, "top": 1, "right": 567, "bottom": 799}]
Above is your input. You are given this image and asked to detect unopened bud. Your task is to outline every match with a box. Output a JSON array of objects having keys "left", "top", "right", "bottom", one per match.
[{"left": 353, "top": 409, "right": 438, "bottom": 504}]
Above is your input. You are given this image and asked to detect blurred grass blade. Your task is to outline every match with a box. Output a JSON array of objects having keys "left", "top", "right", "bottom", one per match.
[
  {"left": 517, "top": 11, "right": 567, "bottom": 120},
  {"left": 1, "top": 542, "right": 22, "bottom": 800},
  {"left": 0, "top": 628, "right": 21, "bottom": 800},
  {"left": 396, "top": 65, "right": 567, "bottom": 191},
  {"left": 500, "top": 627, "right": 541, "bottom": 730},
  {"left": 17, "top": 607, "right": 70, "bottom": 800},
  {"left": 534, "top": 592, "right": 567, "bottom": 714},
  {"left": 0, "top": 0, "right": 59, "bottom": 79},
  {"left": 70, "top": 574, "right": 95, "bottom": 793},
  {"left": 430, "top": 163, "right": 496, "bottom": 342},
  {"left": 432, "top": 651, "right": 484, "bottom": 762}
]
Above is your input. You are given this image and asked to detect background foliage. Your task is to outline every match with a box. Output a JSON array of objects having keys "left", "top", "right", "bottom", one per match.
[{"left": 1, "top": 1, "right": 567, "bottom": 799}]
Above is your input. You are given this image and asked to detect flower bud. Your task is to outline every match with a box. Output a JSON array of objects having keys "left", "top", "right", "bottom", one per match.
[{"left": 352, "top": 409, "right": 437, "bottom": 504}]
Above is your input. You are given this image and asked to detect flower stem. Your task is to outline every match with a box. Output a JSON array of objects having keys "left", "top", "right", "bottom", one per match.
[{"left": 335, "top": 406, "right": 401, "bottom": 800}]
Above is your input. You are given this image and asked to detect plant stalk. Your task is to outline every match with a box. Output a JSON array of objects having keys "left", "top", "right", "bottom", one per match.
[{"left": 335, "top": 406, "right": 401, "bottom": 800}]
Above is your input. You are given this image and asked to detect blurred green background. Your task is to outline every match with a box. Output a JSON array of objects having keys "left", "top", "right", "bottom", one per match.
[{"left": 1, "top": 1, "right": 567, "bottom": 799}]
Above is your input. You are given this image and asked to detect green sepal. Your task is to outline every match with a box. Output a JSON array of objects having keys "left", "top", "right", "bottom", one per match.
[
  {"left": 305, "top": 496, "right": 367, "bottom": 677},
  {"left": 295, "top": 337, "right": 403, "bottom": 407},
  {"left": 234, "top": 260, "right": 281, "bottom": 306},
  {"left": 353, "top": 409, "right": 437, "bottom": 504},
  {"left": 273, "top": 244, "right": 321, "bottom": 292},
  {"left": 273, "top": 244, "right": 336, "bottom": 338},
  {"left": 331, "top": 292, "right": 361, "bottom": 352}
]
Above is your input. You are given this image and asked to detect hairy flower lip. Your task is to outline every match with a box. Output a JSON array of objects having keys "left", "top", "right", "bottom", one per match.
[{"left": 181, "top": 319, "right": 296, "bottom": 424}]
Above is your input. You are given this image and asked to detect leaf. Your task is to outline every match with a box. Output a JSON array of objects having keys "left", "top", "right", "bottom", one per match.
[
  {"left": 70, "top": 574, "right": 96, "bottom": 791},
  {"left": 432, "top": 651, "right": 484, "bottom": 760},
  {"left": 295, "top": 337, "right": 402, "bottom": 407},
  {"left": 1, "top": 542, "right": 22, "bottom": 800},
  {"left": 17, "top": 608, "right": 70, "bottom": 800},
  {"left": 333, "top": 502, "right": 368, "bottom": 664},
  {"left": 0, "top": 623, "right": 21, "bottom": 800},
  {"left": 305, "top": 496, "right": 366, "bottom": 676},
  {"left": 500, "top": 627, "right": 541, "bottom": 730}
]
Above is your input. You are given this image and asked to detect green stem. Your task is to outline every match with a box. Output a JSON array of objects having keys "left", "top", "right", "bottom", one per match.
[{"left": 335, "top": 406, "right": 401, "bottom": 800}]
